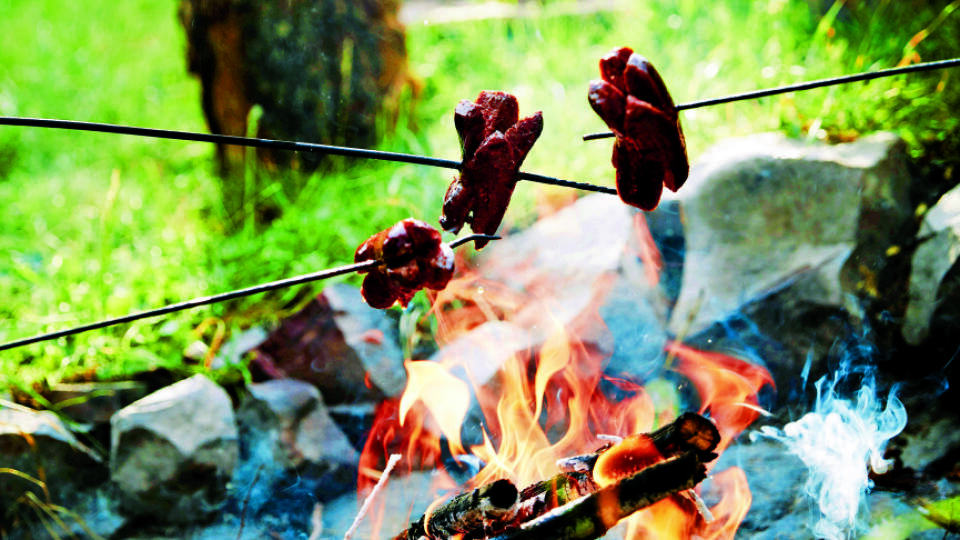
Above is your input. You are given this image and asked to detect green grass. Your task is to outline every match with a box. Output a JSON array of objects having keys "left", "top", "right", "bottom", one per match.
[{"left": 0, "top": 0, "right": 958, "bottom": 394}]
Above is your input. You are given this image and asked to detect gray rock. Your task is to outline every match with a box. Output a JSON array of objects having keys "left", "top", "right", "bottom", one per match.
[
  {"left": 47, "top": 488, "right": 126, "bottom": 539},
  {"left": 923, "top": 182, "right": 960, "bottom": 232},
  {"left": 681, "top": 257, "right": 856, "bottom": 399},
  {"left": 669, "top": 133, "right": 915, "bottom": 393},
  {"left": 110, "top": 374, "right": 238, "bottom": 522},
  {"left": 325, "top": 283, "right": 407, "bottom": 398},
  {"left": 327, "top": 401, "right": 378, "bottom": 450},
  {"left": 902, "top": 182, "right": 960, "bottom": 345},
  {"left": 895, "top": 410, "right": 960, "bottom": 474},
  {"left": 477, "top": 193, "right": 637, "bottom": 346},
  {"left": 670, "top": 132, "right": 907, "bottom": 335},
  {"left": 708, "top": 437, "right": 808, "bottom": 536},
  {"left": 0, "top": 400, "right": 104, "bottom": 507},
  {"left": 210, "top": 326, "right": 269, "bottom": 370},
  {"left": 237, "top": 379, "right": 358, "bottom": 470},
  {"left": 250, "top": 283, "right": 406, "bottom": 404},
  {"left": 227, "top": 379, "right": 358, "bottom": 531},
  {"left": 903, "top": 226, "right": 960, "bottom": 345}
]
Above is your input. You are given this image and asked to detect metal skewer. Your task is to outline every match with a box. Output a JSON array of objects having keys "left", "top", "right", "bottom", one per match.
[
  {"left": 0, "top": 234, "right": 498, "bottom": 352},
  {"left": 582, "top": 57, "right": 960, "bottom": 141},
  {"left": 0, "top": 116, "right": 617, "bottom": 196},
  {"left": 2, "top": 59, "right": 957, "bottom": 351},
  {"left": 5, "top": 60, "right": 955, "bottom": 192}
]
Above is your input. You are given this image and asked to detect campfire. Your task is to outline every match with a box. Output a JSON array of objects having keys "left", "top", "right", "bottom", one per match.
[
  {"left": 2, "top": 29, "right": 956, "bottom": 540},
  {"left": 336, "top": 66, "right": 769, "bottom": 540},
  {"left": 334, "top": 194, "right": 774, "bottom": 540}
]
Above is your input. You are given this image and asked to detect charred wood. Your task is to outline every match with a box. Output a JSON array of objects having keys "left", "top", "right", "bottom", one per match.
[
  {"left": 558, "top": 411, "right": 720, "bottom": 475},
  {"left": 391, "top": 412, "right": 719, "bottom": 540},
  {"left": 647, "top": 410, "right": 722, "bottom": 456},
  {"left": 487, "top": 452, "right": 707, "bottom": 540},
  {"left": 489, "top": 412, "right": 718, "bottom": 535},
  {"left": 392, "top": 478, "right": 519, "bottom": 540},
  {"left": 492, "top": 470, "right": 598, "bottom": 537}
]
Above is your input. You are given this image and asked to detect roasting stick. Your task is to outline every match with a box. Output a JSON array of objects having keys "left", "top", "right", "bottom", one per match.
[
  {"left": 0, "top": 116, "right": 617, "bottom": 196},
  {"left": 1, "top": 59, "right": 956, "bottom": 194},
  {"left": 3, "top": 60, "right": 955, "bottom": 197},
  {"left": 344, "top": 453, "right": 402, "bottom": 540},
  {"left": 0, "top": 234, "right": 498, "bottom": 353},
  {"left": 582, "top": 57, "right": 960, "bottom": 140}
]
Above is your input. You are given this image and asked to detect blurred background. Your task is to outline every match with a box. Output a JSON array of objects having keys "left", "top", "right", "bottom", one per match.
[{"left": 1, "top": 0, "right": 958, "bottom": 393}]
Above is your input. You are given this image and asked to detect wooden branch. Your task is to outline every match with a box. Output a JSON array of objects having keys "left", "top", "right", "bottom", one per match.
[
  {"left": 392, "top": 478, "right": 518, "bottom": 540},
  {"left": 493, "top": 470, "right": 598, "bottom": 536},
  {"left": 485, "top": 412, "right": 718, "bottom": 538},
  {"left": 557, "top": 412, "right": 720, "bottom": 476},
  {"left": 648, "top": 411, "right": 722, "bottom": 456},
  {"left": 390, "top": 412, "right": 719, "bottom": 540},
  {"left": 486, "top": 452, "right": 707, "bottom": 540}
]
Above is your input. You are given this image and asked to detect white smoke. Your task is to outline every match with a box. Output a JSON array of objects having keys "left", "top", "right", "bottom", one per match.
[{"left": 753, "top": 360, "right": 907, "bottom": 540}]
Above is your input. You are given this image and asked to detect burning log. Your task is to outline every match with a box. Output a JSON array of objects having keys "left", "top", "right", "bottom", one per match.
[
  {"left": 559, "top": 411, "right": 720, "bottom": 478},
  {"left": 391, "top": 412, "right": 719, "bottom": 540},
  {"left": 488, "top": 452, "right": 707, "bottom": 540},
  {"left": 392, "top": 478, "right": 519, "bottom": 540},
  {"left": 505, "top": 470, "right": 596, "bottom": 529},
  {"left": 499, "top": 411, "right": 719, "bottom": 532}
]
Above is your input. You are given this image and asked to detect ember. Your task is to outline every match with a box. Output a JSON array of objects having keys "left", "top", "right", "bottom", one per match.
[
  {"left": 440, "top": 91, "right": 544, "bottom": 247},
  {"left": 593, "top": 413, "right": 721, "bottom": 488},
  {"left": 588, "top": 47, "right": 689, "bottom": 210}
]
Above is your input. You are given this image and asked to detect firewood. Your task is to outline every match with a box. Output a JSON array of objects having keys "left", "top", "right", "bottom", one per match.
[
  {"left": 392, "top": 478, "right": 519, "bottom": 540},
  {"left": 502, "top": 470, "right": 597, "bottom": 533},
  {"left": 487, "top": 452, "right": 707, "bottom": 540},
  {"left": 390, "top": 412, "right": 719, "bottom": 540},
  {"left": 486, "top": 412, "right": 718, "bottom": 536},
  {"left": 559, "top": 411, "right": 721, "bottom": 476}
]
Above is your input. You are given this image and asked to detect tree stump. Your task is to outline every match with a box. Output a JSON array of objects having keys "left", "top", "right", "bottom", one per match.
[{"left": 178, "top": 0, "right": 419, "bottom": 178}]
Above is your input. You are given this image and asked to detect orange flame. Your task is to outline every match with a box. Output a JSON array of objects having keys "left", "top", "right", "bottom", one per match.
[
  {"left": 701, "top": 468, "right": 753, "bottom": 540},
  {"left": 668, "top": 341, "right": 775, "bottom": 454},
  {"left": 358, "top": 220, "right": 774, "bottom": 538},
  {"left": 359, "top": 399, "right": 442, "bottom": 491},
  {"left": 399, "top": 360, "right": 470, "bottom": 455}
]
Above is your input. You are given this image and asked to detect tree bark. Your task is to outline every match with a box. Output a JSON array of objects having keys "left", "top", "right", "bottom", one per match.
[
  {"left": 486, "top": 452, "right": 707, "bottom": 540},
  {"left": 390, "top": 412, "right": 719, "bottom": 540},
  {"left": 392, "top": 478, "right": 518, "bottom": 540}
]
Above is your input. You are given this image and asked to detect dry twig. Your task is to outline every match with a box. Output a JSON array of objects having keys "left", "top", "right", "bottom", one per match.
[{"left": 344, "top": 453, "right": 402, "bottom": 540}]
